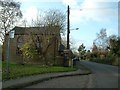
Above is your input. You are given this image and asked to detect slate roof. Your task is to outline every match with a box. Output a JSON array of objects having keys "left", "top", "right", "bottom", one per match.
[
  {"left": 13, "top": 26, "right": 46, "bottom": 35},
  {"left": 8, "top": 26, "right": 60, "bottom": 35}
]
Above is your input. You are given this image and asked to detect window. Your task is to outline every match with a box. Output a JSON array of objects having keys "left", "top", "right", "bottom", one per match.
[{"left": 16, "top": 36, "right": 23, "bottom": 55}]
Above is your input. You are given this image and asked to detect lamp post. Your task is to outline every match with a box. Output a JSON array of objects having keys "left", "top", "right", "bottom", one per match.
[{"left": 7, "top": 30, "right": 15, "bottom": 79}]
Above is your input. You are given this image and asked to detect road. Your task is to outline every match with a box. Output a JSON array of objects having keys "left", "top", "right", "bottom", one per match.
[
  {"left": 80, "top": 60, "right": 119, "bottom": 88},
  {"left": 25, "top": 75, "right": 90, "bottom": 88},
  {"left": 24, "top": 61, "right": 119, "bottom": 88}
]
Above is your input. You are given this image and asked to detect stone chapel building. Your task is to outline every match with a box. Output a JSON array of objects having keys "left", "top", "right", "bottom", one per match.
[{"left": 3, "top": 26, "right": 64, "bottom": 65}]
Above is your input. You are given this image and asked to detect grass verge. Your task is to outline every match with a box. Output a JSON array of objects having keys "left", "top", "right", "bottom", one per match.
[{"left": 2, "top": 61, "right": 77, "bottom": 81}]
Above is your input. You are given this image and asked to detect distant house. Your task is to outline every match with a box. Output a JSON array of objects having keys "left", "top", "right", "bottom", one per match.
[{"left": 3, "top": 26, "right": 64, "bottom": 65}]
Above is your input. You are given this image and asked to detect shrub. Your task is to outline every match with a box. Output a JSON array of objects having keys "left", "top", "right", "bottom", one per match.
[
  {"left": 112, "top": 57, "right": 120, "bottom": 66},
  {"left": 20, "top": 43, "right": 38, "bottom": 63},
  {"left": 90, "top": 57, "right": 114, "bottom": 65}
]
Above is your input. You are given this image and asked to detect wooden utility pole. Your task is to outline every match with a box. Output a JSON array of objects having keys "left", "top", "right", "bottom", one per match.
[{"left": 67, "top": 5, "right": 70, "bottom": 49}]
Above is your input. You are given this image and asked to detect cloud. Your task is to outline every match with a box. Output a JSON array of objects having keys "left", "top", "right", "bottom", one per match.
[
  {"left": 23, "top": 6, "right": 38, "bottom": 21},
  {"left": 62, "top": 0, "right": 118, "bottom": 25},
  {"left": 91, "top": 0, "right": 119, "bottom": 2},
  {"left": 62, "top": 0, "right": 78, "bottom": 7},
  {"left": 19, "top": 0, "right": 119, "bottom": 3},
  {"left": 106, "top": 28, "right": 118, "bottom": 36},
  {"left": 19, "top": 0, "right": 62, "bottom": 3},
  {"left": 80, "top": 1, "right": 117, "bottom": 22},
  {"left": 17, "top": 6, "right": 38, "bottom": 26}
]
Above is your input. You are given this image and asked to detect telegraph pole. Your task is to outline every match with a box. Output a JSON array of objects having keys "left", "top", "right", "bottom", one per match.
[{"left": 67, "top": 5, "right": 70, "bottom": 49}]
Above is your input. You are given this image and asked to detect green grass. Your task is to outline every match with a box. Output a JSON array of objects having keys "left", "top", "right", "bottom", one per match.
[{"left": 2, "top": 61, "right": 77, "bottom": 81}]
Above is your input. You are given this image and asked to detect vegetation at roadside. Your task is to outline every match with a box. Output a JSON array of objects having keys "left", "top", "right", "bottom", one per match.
[
  {"left": 2, "top": 61, "right": 77, "bottom": 81},
  {"left": 78, "top": 29, "right": 120, "bottom": 66},
  {"left": 90, "top": 58, "right": 113, "bottom": 65}
]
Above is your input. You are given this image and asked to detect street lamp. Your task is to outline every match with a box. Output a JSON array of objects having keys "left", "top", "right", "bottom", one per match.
[{"left": 7, "top": 30, "right": 15, "bottom": 79}]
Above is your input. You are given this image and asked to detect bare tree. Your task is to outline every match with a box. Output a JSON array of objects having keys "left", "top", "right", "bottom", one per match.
[
  {"left": 94, "top": 28, "right": 108, "bottom": 50},
  {"left": 92, "top": 42, "right": 98, "bottom": 58},
  {"left": 21, "top": 31, "right": 57, "bottom": 65},
  {"left": 78, "top": 43, "right": 86, "bottom": 59},
  {"left": 0, "top": 0, "right": 22, "bottom": 60},
  {"left": 0, "top": 0, "right": 22, "bottom": 42},
  {"left": 31, "top": 31, "right": 52, "bottom": 65},
  {"left": 21, "top": 9, "right": 66, "bottom": 65},
  {"left": 43, "top": 9, "right": 66, "bottom": 35},
  {"left": 41, "top": 9, "right": 66, "bottom": 65}
]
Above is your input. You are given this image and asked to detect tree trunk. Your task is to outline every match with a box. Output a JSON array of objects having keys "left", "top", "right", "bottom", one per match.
[
  {"left": 43, "top": 54, "right": 48, "bottom": 65},
  {"left": 2, "top": 42, "right": 5, "bottom": 61},
  {"left": 54, "top": 37, "right": 56, "bottom": 65}
]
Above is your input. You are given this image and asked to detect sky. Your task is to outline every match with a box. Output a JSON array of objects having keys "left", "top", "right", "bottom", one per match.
[{"left": 16, "top": 0, "right": 119, "bottom": 51}]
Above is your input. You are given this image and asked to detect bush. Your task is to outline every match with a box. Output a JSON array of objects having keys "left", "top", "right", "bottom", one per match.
[
  {"left": 20, "top": 43, "right": 38, "bottom": 63},
  {"left": 90, "top": 57, "right": 114, "bottom": 65},
  {"left": 112, "top": 57, "right": 120, "bottom": 66}
]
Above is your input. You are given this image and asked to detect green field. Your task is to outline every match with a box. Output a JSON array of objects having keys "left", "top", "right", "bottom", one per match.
[{"left": 2, "top": 61, "right": 77, "bottom": 81}]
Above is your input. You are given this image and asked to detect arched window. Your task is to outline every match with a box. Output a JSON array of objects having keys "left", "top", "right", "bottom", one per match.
[{"left": 16, "top": 36, "right": 23, "bottom": 55}]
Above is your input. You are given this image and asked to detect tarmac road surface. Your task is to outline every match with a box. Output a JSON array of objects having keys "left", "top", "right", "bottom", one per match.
[
  {"left": 25, "top": 75, "right": 90, "bottom": 88},
  {"left": 80, "top": 60, "right": 119, "bottom": 88}
]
